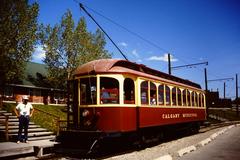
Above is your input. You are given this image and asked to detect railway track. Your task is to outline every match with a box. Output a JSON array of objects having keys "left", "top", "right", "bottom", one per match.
[{"left": 50, "top": 121, "right": 239, "bottom": 160}]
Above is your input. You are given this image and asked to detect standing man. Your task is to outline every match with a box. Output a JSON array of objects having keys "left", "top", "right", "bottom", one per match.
[{"left": 14, "top": 95, "right": 34, "bottom": 143}]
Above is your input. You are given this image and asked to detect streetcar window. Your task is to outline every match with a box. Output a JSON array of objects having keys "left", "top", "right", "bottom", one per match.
[
  {"left": 124, "top": 78, "right": 135, "bottom": 104},
  {"left": 177, "top": 88, "right": 182, "bottom": 106},
  {"left": 172, "top": 87, "right": 177, "bottom": 106},
  {"left": 141, "top": 81, "right": 149, "bottom": 105},
  {"left": 158, "top": 84, "right": 164, "bottom": 105},
  {"left": 165, "top": 86, "right": 170, "bottom": 105},
  {"left": 183, "top": 89, "right": 187, "bottom": 106},
  {"left": 100, "top": 77, "right": 119, "bottom": 104},
  {"left": 187, "top": 90, "right": 191, "bottom": 106},
  {"left": 80, "top": 77, "right": 97, "bottom": 105},
  {"left": 150, "top": 82, "right": 157, "bottom": 105}
]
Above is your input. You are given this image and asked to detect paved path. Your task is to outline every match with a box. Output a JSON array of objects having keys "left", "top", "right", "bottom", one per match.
[{"left": 178, "top": 125, "right": 240, "bottom": 160}]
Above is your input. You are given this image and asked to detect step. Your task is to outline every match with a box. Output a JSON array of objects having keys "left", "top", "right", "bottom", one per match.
[
  {"left": 7, "top": 128, "right": 48, "bottom": 133},
  {"left": 0, "top": 110, "right": 7, "bottom": 113},
  {"left": 1, "top": 113, "right": 13, "bottom": 116},
  {"left": 1, "top": 121, "right": 35, "bottom": 126},
  {"left": 0, "top": 115, "right": 16, "bottom": 119},
  {"left": 28, "top": 135, "right": 56, "bottom": 141},
  {"left": 0, "top": 124, "right": 41, "bottom": 130},
  {"left": 30, "top": 140, "right": 58, "bottom": 158},
  {"left": 29, "top": 131, "right": 54, "bottom": 137},
  {"left": 0, "top": 119, "right": 19, "bottom": 124},
  {"left": 6, "top": 118, "right": 18, "bottom": 122},
  {"left": 9, "top": 131, "right": 54, "bottom": 137},
  {"left": 1, "top": 121, "right": 19, "bottom": 126}
]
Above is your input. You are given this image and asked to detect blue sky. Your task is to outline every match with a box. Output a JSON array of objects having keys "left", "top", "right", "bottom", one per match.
[{"left": 32, "top": 0, "right": 240, "bottom": 99}]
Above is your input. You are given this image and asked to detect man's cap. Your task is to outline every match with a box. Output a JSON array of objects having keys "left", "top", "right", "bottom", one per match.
[{"left": 22, "top": 95, "right": 29, "bottom": 100}]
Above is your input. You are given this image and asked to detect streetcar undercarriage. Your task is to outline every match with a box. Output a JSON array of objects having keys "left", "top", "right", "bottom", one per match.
[{"left": 56, "top": 121, "right": 202, "bottom": 155}]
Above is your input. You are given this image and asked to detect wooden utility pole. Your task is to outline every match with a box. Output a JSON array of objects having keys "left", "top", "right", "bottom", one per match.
[
  {"left": 168, "top": 53, "right": 171, "bottom": 75},
  {"left": 208, "top": 77, "right": 234, "bottom": 99},
  {"left": 170, "top": 61, "right": 208, "bottom": 117},
  {"left": 236, "top": 74, "right": 239, "bottom": 116},
  {"left": 204, "top": 68, "right": 208, "bottom": 91},
  {"left": 223, "top": 82, "right": 226, "bottom": 99},
  {"left": 204, "top": 68, "right": 209, "bottom": 117}
]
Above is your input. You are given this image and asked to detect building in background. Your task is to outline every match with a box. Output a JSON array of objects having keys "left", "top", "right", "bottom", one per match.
[
  {"left": 207, "top": 91, "right": 232, "bottom": 108},
  {"left": 2, "top": 62, "right": 66, "bottom": 104}
]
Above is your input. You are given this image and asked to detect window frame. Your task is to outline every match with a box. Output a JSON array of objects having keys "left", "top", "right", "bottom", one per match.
[
  {"left": 79, "top": 76, "right": 97, "bottom": 105},
  {"left": 158, "top": 84, "right": 165, "bottom": 105},
  {"left": 150, "top": 82, "right": 157, "bottom": 105},
  {"left": 124, "top": 78, "right": 135, "bottom": 104},
  {"left": 100, "top": 77, "right": 120, "bottom": 104},
  {"left": 172, "top": 87, "right": 177, "bottom": 106},
  {"left": 165, "top": 85, "right": 171, "bottom": 106},
  {"left": 177, "top": 88, "right": 182, "bottom": 106},
  {"left": 140, "top": 80, "right": 149, "bottom": 105}
]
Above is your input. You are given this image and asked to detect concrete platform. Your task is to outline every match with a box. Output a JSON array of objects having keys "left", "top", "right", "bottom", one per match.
[
  {"left": 0, "top": 142, "right": 33, "bottom": 158},
  {"left": 0, "top": 140, "right": 58, "bottom": 158}
]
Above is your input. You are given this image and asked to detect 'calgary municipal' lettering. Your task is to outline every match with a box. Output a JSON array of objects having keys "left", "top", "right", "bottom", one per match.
[
  {"left": 182, "top": 113, "right": 197, "bottom": 118},
  {"left": 162, "top": 114, "right": 180, "bottom": 119}
]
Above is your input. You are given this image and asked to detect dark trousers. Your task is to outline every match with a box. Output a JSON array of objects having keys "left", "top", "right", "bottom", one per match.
[{"left": 17, "top": 115, "right": 30, "bottom": 141}]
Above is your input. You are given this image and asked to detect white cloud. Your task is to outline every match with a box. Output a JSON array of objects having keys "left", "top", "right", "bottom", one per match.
[
  {"left": 32, "top": 45, "right": 45, "bottom": 62},
  {"left": 132, "top": 49, "right": 140, "bottom": 58},
  {"left": 147, "top": 53, "right": 178, "bottom": 62},
  {"left": 137, "top": 59, "right": 142, "bottom": 63},
  {"left": 118, "top": 42, "right": 128, "bottom": 47}
]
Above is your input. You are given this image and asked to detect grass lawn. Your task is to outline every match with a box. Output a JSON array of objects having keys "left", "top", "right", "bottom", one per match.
[{"left": 2, "top": 103, "right": 67, "bottom": 133}]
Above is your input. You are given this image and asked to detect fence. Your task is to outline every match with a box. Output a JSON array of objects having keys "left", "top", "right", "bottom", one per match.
[{"left": 0, "top": 113, "right": 9, "bottom": 141}]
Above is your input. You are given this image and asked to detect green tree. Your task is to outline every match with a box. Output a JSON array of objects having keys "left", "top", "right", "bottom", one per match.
[
  {"left": 0, "top": 0, "right": 39, "bottom": 105},
  {"left": 40, "top": 10, "right": 111, "bottom": 89}
]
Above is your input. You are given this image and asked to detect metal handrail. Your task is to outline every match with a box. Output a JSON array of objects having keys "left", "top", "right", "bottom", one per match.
[
  {"left": 34, "top": 108, "right": 60, "bottom": 119},
  {"left": 33, "top": 108, "right": 64, "bottom": 136}
]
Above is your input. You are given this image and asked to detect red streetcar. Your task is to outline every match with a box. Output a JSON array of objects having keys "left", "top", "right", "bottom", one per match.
[{"left": 58, "top": 59, "right": 206, "bottom": 151}]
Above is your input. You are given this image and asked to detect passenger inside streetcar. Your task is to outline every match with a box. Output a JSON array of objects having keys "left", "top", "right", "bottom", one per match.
[
  {"left": 100, "top": 77, "right": 119, "bottom": 104},
  {"left": 150, "top": 94, "right": 156, "bottom": 105},
  {"left": 101, "top": 87, "right": 110, "bottom": 104}
]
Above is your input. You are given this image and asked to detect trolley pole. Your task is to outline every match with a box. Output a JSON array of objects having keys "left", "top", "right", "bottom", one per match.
[
  {"left": 79, "top": 3, "right": 128, "bottom": 61},
  {"left": 168, "top": 53, "right": 171, "bottom": 75}
]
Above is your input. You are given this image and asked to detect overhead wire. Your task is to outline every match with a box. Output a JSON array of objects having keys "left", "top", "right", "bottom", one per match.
[
  {"left": 75, "top": 1, "right": 207, "bottom": 75},
  {"left": 83, "top": 4, "right": 170, "bottom": 54},
  {"left": 73, "top": 2, "right": 202, "bottom": 67},
  {"left": 72, "top": 1, "right": 237, "bottom": 98},
  {"left": 73, "top": 1, "right": 207, "bottom": 66},
  {"left": 226, "top": 82, "right": 235, "bottom": 98}
]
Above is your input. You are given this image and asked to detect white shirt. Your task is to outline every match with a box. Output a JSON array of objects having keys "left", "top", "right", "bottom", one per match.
[{"left": 16, "top": 102, "right": 33, "bottom": 116}]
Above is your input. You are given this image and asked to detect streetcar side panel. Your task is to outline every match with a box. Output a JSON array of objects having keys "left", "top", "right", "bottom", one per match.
[{"left": 139, "top": 107, "right": 206, "bottom": 128}]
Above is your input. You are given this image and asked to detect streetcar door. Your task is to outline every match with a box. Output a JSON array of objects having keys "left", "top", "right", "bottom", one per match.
[{"left": 67, "top": 79, "right": 79, "bottom": 129}]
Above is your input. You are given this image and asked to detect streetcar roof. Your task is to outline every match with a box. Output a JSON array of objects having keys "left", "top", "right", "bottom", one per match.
[{"left": 73, "top": 59, "right": 201, "bottom": 89}]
